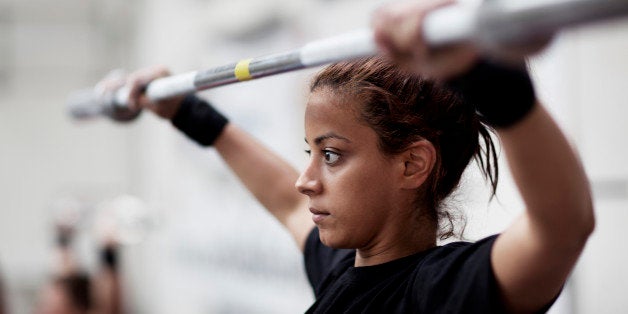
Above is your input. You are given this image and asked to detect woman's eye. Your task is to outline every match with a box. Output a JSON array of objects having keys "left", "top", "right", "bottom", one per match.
[
  {"left": 323, "top": 150, "right": 340, "bottom": 165},
  {"left": 304, "top": 149, "right": 311, "bottom": 156}
]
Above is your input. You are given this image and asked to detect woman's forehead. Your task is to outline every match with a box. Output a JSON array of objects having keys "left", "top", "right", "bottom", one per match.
[
  {"left": 306, "top": 90, "right": 358, "bottom": 123},
  {"left": 306, "top": 88, "right": 361, "bottom": 115},
  {"left": 305, "top": 89, "right": 375, "bottom": 144}
]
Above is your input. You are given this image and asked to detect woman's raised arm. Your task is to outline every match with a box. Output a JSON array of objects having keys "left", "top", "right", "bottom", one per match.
[{"left": 491, "top": 104, "right": 594, "bottom": 312}]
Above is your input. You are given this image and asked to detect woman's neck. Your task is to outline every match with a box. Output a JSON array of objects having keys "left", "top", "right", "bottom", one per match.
[{"left": 354, "top": 212, "right": 437, "bottom": 267}]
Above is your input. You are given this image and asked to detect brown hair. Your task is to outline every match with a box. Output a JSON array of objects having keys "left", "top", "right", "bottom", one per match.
[{"left": 310, "top": 57, "right": 498, "bottom": 240}]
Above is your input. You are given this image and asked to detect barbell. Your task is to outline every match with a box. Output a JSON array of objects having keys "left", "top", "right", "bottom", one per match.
[{"left": 67, "top": 0, "right": 628, "bottom": 122}]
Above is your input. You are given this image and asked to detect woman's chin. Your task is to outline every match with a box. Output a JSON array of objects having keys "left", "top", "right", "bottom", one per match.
[{"left": 319, "top": 228, "right": 355, "bottom": 249}]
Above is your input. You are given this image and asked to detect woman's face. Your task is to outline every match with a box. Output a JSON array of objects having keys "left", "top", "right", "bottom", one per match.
[{"left": 296, "top": 88, "right": 409, "bottom": 249}]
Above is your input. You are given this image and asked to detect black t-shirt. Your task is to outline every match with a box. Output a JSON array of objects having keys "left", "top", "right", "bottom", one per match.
[{"left": 303, "top": 227, "right": 506, "bottom": 313}]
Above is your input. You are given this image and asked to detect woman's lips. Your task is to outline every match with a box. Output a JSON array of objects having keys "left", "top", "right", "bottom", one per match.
[{"left": 309, "top": 208, "right": 330, "bottom": 223}]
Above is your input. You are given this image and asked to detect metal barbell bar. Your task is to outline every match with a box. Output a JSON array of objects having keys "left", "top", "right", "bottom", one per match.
[{"left": 68, "top": 0, "right": 628, "bottom": 121}]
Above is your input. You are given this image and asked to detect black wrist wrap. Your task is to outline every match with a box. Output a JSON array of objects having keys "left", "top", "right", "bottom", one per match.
[
  {"left": 171, "top": 94, "right": 229, "bottom": 146},
  {"left": 100, "top": 245, "right": 118, "bottom": 271},
  {"left": 447, "top": 59, "right": 536, "bottom": 128}
]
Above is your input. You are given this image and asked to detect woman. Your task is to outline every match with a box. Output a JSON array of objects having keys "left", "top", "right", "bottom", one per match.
[{"left": 111, "top": 1, "right": 595, "bottom": 312}]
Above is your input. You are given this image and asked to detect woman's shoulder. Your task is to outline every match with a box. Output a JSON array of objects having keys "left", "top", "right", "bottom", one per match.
[
  {"left": 408, "top": 234, "right": 506, "bottom": 313},
  {"left": 415, "top": 235, "right": 498, "bottom": 282},
  {"left": 438, "top": 234, "right": 500, "bottom": 250},
  {"left": 421, "top": 234, "right": 500, "bottom": 267}
]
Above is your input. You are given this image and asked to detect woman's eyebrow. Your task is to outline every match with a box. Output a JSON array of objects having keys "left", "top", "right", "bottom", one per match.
[{"left": 304, "top": 132, "right": 351, "bottom": 145}]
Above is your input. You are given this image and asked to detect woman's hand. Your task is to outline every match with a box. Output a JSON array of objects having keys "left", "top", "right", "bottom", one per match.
[
  {"left": 372, "top": 0, "right": 553, "bottom": 78},
  {"left": 372, "top": 0, "right": 479, "bottom": 79},
  {"left": 96, "top": 66, "right": 186, "bottom": 120}
]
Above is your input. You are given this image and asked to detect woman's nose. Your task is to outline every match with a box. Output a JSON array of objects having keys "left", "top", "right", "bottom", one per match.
[{"left": 295, "top": 163, "right": 321, "bottom": 196}]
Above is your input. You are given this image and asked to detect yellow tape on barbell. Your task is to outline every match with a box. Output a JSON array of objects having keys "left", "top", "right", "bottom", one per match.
[{"left": 234, "top": 59, "right": 253, "bottom": 81}]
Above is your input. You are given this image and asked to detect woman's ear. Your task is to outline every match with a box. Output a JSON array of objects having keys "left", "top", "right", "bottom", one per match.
[{"left": 400, "top": 140, "right": 436, "bottom": 189}]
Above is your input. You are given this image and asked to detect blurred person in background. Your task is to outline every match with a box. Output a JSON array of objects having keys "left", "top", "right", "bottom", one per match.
[
  {"left": 34, "top": 218, "right": 122, "bottom": 314},
  {"left": 0, "top": 264, "right": 6, "bottom": 314}
]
